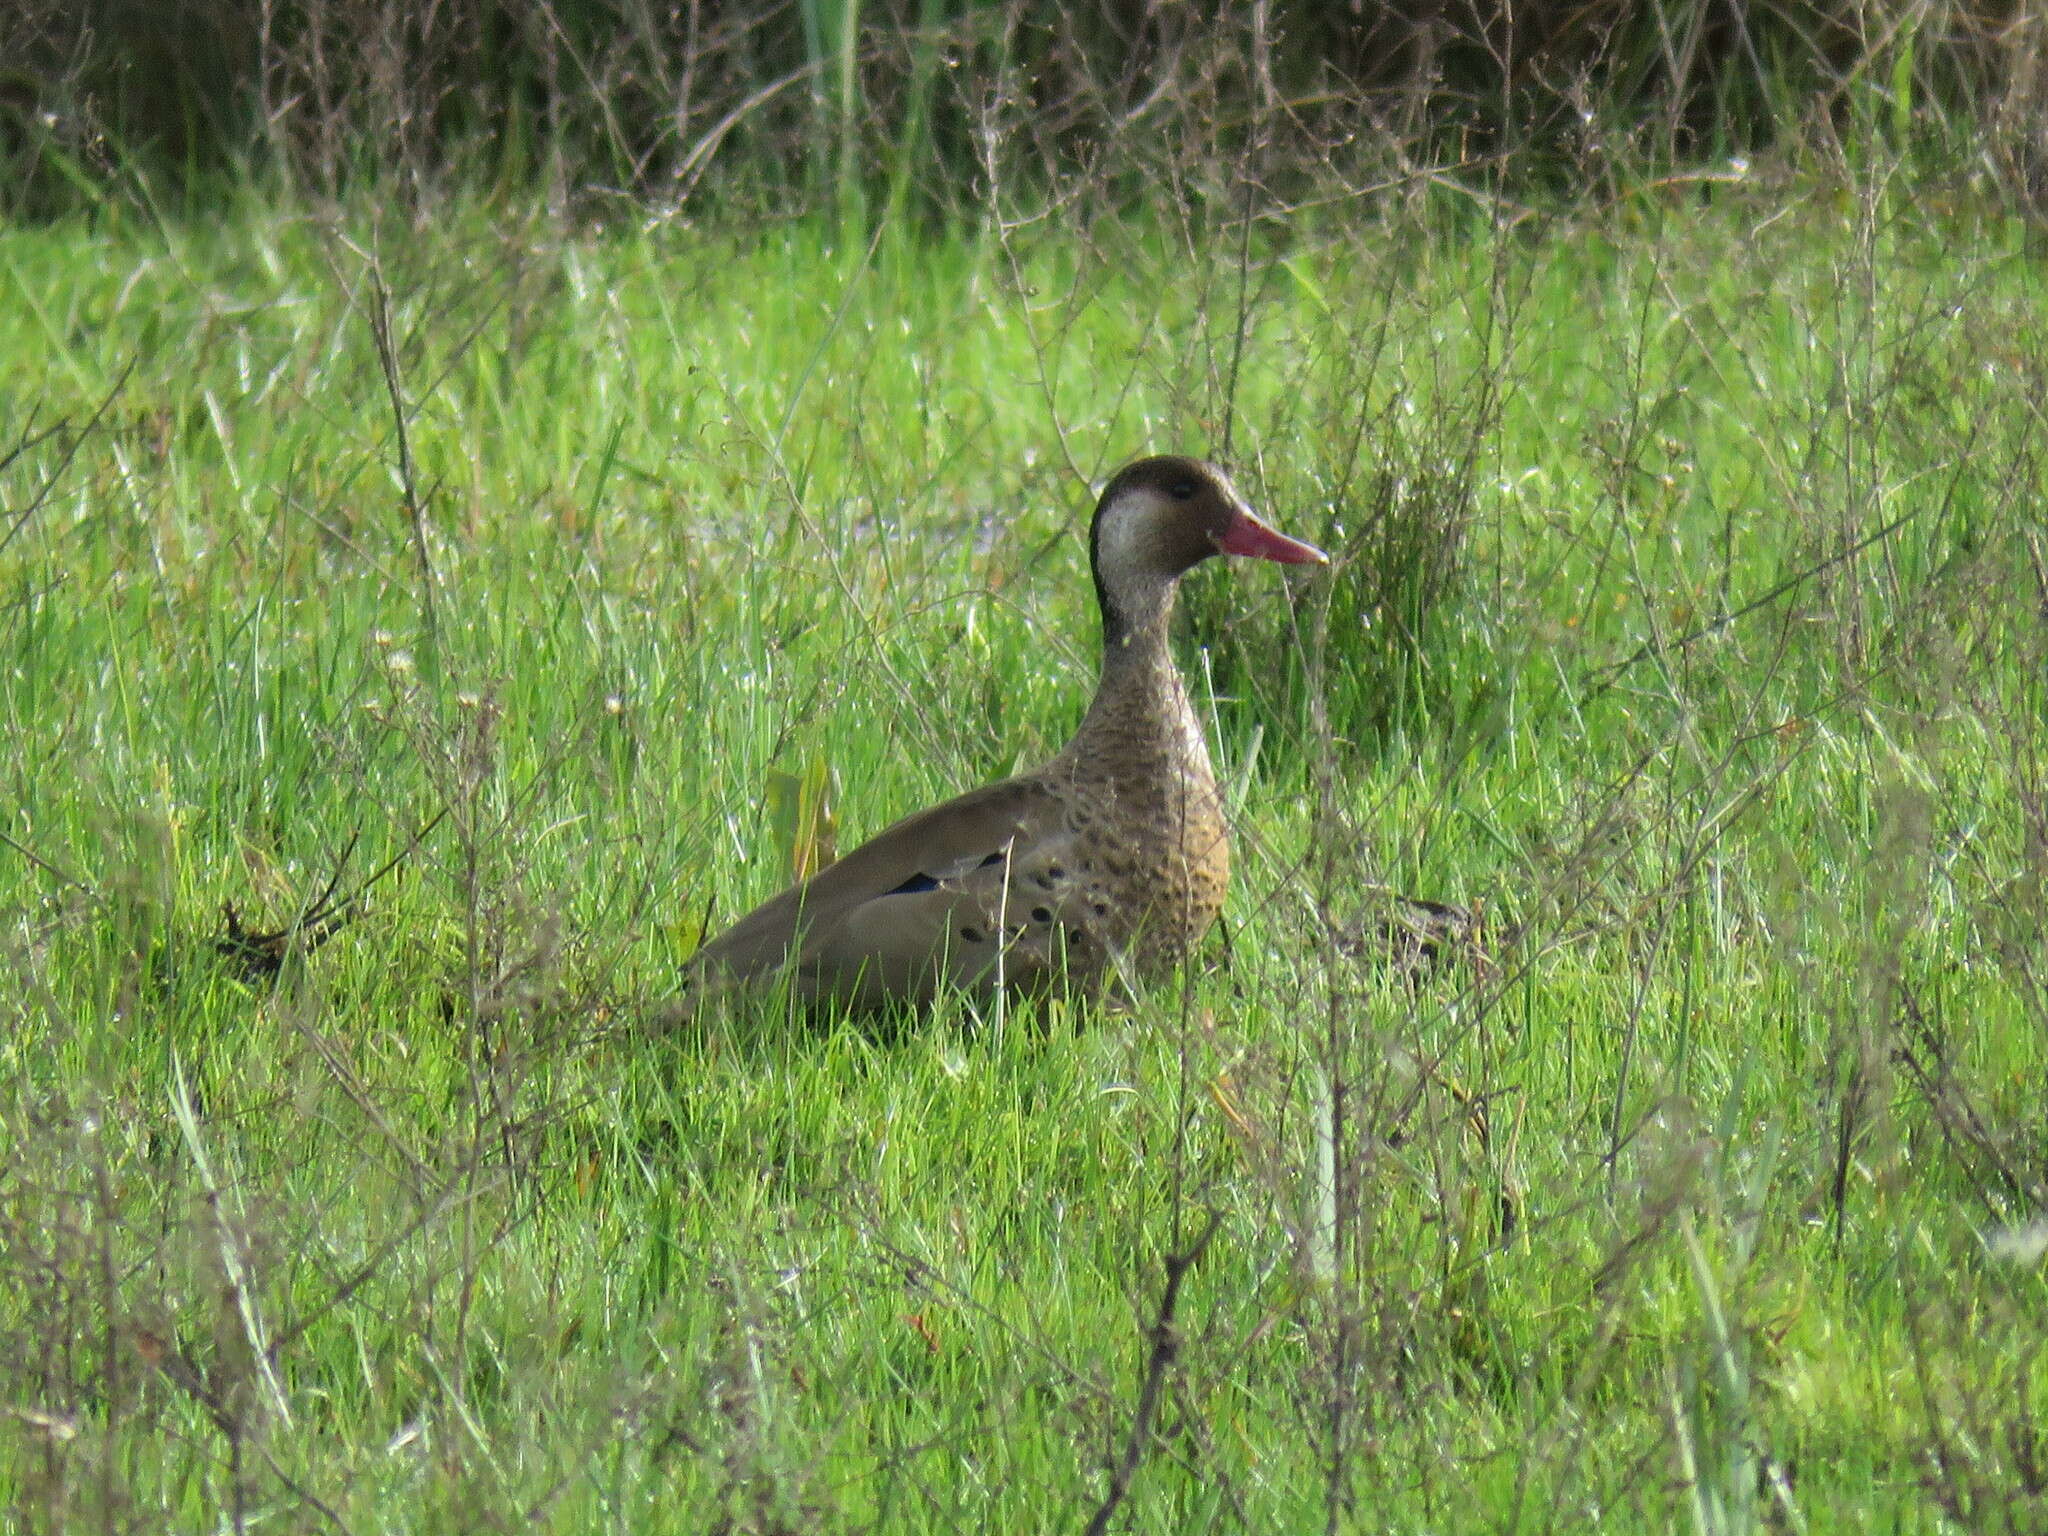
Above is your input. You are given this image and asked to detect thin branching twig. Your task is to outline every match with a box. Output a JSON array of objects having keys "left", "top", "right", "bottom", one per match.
[{"left": 1082, "top": 1210, "right": 1223, "bottom": 1536}]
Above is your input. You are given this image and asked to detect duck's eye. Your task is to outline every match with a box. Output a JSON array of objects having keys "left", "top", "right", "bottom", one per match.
[{"left": 1168, "top": 480, "right": 1197, "bottom": 500}]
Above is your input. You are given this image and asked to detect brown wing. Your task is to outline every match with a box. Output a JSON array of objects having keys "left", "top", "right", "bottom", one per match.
[{"left": 686, "top": 776, "right": 1101, "bottom": 1009}]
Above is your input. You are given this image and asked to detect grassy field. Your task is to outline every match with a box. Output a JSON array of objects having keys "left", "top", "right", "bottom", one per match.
[{"left": 3, "top": 161, "right": 2046, "bottom": 1532}]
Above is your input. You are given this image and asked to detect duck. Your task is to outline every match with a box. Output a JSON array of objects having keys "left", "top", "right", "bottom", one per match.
[{"left": 683, "top": 455, "right": 1327, "bottom": 1012}]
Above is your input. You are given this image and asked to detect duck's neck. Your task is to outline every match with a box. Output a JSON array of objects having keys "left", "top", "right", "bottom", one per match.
[{"left": 1063, "top": 578, "right": 1216, "bottom": 794}]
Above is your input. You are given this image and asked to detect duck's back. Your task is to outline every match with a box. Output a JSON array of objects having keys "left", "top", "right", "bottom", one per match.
[{"left": 685, "top": 732, "right": 1229, "bottom": 1011}]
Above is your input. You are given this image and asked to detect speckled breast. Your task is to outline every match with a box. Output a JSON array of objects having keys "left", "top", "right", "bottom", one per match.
[{"left": 1052, "top": 751, "right": 1231, "bottom": 978}]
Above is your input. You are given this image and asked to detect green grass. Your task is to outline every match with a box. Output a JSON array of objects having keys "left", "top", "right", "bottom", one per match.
[{"left": 3, "top": 168, "right": 2046, "bottom": 1532}]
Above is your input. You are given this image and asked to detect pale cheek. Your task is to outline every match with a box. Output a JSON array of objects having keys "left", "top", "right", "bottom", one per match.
[{"left": 1097, "top": 498, "right": 1163, "bottom": 588}]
